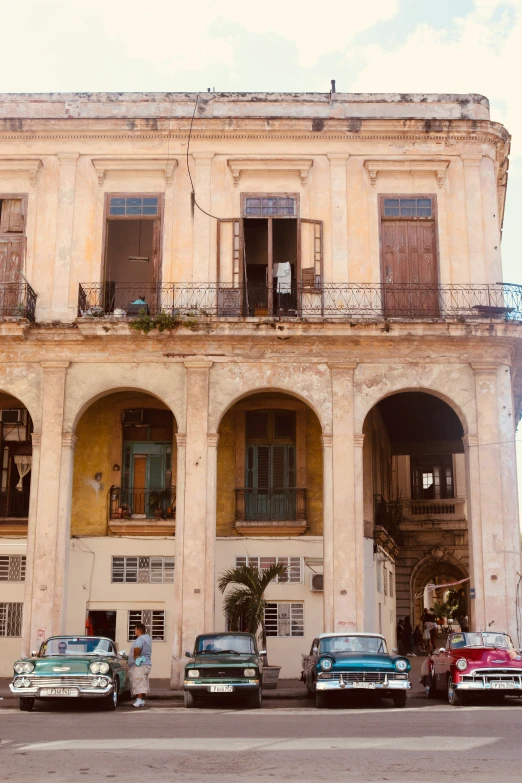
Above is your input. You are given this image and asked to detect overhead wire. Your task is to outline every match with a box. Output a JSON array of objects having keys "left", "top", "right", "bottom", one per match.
[{"left": 186, "top": 92, "right": 223, "bottom": 221}]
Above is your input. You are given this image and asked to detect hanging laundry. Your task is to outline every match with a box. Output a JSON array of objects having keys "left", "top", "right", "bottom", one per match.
[{"left": 276, "top": 261, "right": 292, "bottom": 293}]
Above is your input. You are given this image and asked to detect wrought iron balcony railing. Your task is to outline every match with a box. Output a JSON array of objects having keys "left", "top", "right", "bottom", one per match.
[
  {"left": 78, "top": 282, "right": 522, "bottom": 322},
  {"left": 109, "top": 486, "right": 176, "bottom": 520},
  {"left": 236, "top": 488, "right": 307, "bottom": 522},
  {"left": 374, "top": 494, "right": 403, "bottom": 545},
  {"left": 0, "top": 281, "right": 37, "bottom": 322},
  {"left": 0, "top": 487, "right": 30, "bottom": 519}
]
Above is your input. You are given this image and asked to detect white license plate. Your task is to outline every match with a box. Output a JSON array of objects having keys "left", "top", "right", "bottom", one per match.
[
  {"left": 491, "top": 681, "right": 515, "bottom": 689},
  {"left": 209, "top": 685, "right": 234, "bottom": 693},
  {"left": 354, "top": 682, "right": 376, "bottom": 689},
  {"left": 39, "top": 687, "right": 79, "bottom": 697}
]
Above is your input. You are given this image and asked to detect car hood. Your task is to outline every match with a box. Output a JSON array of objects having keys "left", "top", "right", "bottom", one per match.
[
  {"left": 189, "top": 653, "right": 259, "bottom": 667},
  {"left": 451, "top": 648, "right": 522, "bottom": 667},
  {"left": 317, "top": 653, "right": 410, "bottom": 672},
  {"left": 29, "top": 657, "right": 112, "bottom": 675}
]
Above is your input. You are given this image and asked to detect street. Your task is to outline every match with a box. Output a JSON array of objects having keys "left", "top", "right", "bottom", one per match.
[{"left": 2, "top": 699, "right": 522, "bottom": 782}]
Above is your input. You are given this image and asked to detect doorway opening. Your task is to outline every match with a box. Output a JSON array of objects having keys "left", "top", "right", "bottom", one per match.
[{"left": 86, "top": 610, "right": 117, "bottom": 641}]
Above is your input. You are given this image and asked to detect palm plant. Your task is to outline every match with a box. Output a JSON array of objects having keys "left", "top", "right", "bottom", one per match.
[{"left": 218, "top": 563, "right": 287, "bottom": 663}]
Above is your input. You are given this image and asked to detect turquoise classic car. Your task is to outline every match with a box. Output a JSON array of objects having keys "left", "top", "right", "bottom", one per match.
[
  {"left": 302, "top": 632, "right": 411, "bottom": 708},
  {"left": 184, "top": 632, "right": 264, "bottom": 708},
  {"left": 10, "top": 636, "right": 131, "bottom": 712}
]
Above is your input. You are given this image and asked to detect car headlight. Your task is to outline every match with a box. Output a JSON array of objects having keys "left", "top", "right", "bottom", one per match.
[
  {"left": 395, "top": 659, "right": 408, "bottom": 672},
  {"left": 14, "top": 661, "right": 34, "bottom": 674},
  {"left": 90, "top": 661, "right": 101, "bottom": 674},
  {"left": 320, "top": 658, "right": 333, "bottom": 671},
  {"left": 98, "top": 662, "right": 110, "bottom": 674},
  {"left": 456, "top": 658, "right": 468, "bottom": 672},
  {"left": 244, "top": 668, "right": 257, "bottom": 678},
  {"left": 188, "top": 669, "right": 200, "bottom": 678}
]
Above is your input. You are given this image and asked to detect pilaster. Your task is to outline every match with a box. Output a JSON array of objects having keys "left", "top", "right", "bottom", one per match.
[
  {"left": 327, "top": 154, "right": 349, "bottom": 283},
  {"left": 51, "top": 153, "right": 79, "bottom": 320},
  {"left": 192, "top": 153, "right": 214, "bottom": 282},
  {"left": 462, "top": 155, "right": 486, "bottom": 284}
]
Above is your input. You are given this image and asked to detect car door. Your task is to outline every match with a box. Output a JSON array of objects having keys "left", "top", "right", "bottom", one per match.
[
  {"left": 433, "top": 639, "right": 451, "bottom": 686},
  {"left": 302, "top": 638, "right": 319, "bottom": 689}
]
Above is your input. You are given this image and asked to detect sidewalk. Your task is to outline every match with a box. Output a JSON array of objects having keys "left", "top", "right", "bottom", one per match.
[{"left": 0, "top": 658, "right": 426, "bottom": 702}]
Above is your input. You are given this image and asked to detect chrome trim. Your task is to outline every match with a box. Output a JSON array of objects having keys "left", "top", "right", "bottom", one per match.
[{"left": 316, "top": 677, "right": 411, "bottom": 691}]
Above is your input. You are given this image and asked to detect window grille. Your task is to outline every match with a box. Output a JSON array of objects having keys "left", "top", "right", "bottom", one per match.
[
  {"left": 0, "top": 602, "right": 23, "bottom": 636},
  {"left": 109, "top": 196, "right": 159, "bottom": 216},
  {"left": 235, "top": 556, "right": 302, "bottom": 583},
  {"left": 244, "top": 197, "right": 297, "bottom": 217},
  {"left": 112, "top": 556, "right": 174, "bottom": 584},
  {"left": 265, "top": 602, "right": 304, "bottom": 637},
  {"left": 383, "top": 198, "right": 432, "bottom": 218},
  {"left": 128, "top": 609, "right": 166, "bottom": 641},
  {"left": 0, "top": 555, "right": 26, "bottom": 582}
]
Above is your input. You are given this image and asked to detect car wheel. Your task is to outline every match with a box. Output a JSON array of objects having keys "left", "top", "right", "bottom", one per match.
[
  {"left": 424, "top": 674, "right": 437, "bottom": 699},
  {"left": 248, "top": 687, "right": 262, "bottom": 709},
  {"left": 19, "top": 697, "right": 34, "bottom": 712},
  {"left": 102, "top": 681, "right": 119, "bottom": 711},
  {"left": 315, "top": 690, "right": 328, "bottom": 709},
  {"left": 447, "top": 676, "right": 463, "bottom": 707},
  {"left": 392, "top": 691, "right": 407, "bottom": 708},
  {"left": 184, "top": 690, "right": 197, "bottom": 708}
]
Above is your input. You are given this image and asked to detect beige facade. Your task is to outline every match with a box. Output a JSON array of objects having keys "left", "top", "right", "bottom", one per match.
[{"left": 0, "top": 92, "right": 520, "bottom": 680}]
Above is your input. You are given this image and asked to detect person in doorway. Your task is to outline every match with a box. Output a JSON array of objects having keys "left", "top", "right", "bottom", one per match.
[
  {"left": 413, "top": 625, "right": 423, "bottom": 655},
  {"left": 128, "top": 622, "right": 152, "bottom": 708},
  {"left": 396, "top": 619, "right": 405, "bottom": 655},
  {"left": 460, "top": 614, "right": 469, "bottom": 633},
  {"left": 403, "top": 616, "right": 415, "bottom": 656}
]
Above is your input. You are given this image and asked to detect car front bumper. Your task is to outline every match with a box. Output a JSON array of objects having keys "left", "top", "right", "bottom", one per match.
[
  {"left": 10, "top": 682, "right": 115, "bottom": 698},
  {"left": 316, "top": 677, "right": 411, "bottom": 692},
  {"left": 184, "top": 680, "right": 260, "bottom": 693},
  {"left": 455, "top": 681, "right": 522, "bottom": 692}
]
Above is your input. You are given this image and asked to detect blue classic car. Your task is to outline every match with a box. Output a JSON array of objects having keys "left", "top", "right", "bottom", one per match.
[{"left": 302, "top": 632, "right": 411, "bottom": 708}]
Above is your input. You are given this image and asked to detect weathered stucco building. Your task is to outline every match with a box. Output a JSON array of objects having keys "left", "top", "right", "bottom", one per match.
[{"left": 0, "top": 91, "right": 520, "bottom": 679}]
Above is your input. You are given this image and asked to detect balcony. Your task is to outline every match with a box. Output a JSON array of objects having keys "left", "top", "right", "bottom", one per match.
[
  {"left": 0, "top": 487, "right": 30, "bottom": 535},
  {"left": 400, "top": 497, "right": 467, "bottom": 526},
  {"left": 108, "top": 486, "right": 176, "bottom": 536},
  {"left": 235, "top": 488, "right": 307, "bottom": 536},
  {"left": 78, "top": 282, "right": 522, "bottom": 323},
  {"left": 0, "top": 281, "right": 37, "bottom": 322}
]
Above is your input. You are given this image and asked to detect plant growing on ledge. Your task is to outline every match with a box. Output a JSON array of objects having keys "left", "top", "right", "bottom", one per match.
[
  {"left": 130, "top": 310, "right": 200, "bottom": 333},
  {"left": 218, "top": 562, "right": 287, "bottom": 667}
]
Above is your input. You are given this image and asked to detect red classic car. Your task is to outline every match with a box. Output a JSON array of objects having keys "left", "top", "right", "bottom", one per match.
[{"left": 420, "top": 631, "right": 522, "bottom": 705}]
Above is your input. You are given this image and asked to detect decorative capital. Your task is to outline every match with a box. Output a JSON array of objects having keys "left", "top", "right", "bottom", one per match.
[
  {"left": 184, "top": 358, "right": 213, "bottom": 372},
  {"left": 321, "top": 433, "right": 333, "bottom": 449},
  {"left": 41, "top": 361, "right": 70, "bottom": 374},
  {"left": 57, "top": 152, "right": 80, "bottom": 165},
  {"left": 62, "top": 432, "right": 77, "bottom": 450},
  {"left": 207, "top": 432, "right": 219, "bottom": 448},
  {"left": 328, "top": 361, "right": 357, "bottom": 373},
  {"left": 461, "top": 154, "right": 483, "bottom": 168},
  {"left": 31, "top": 431, "right": 42, "bottom": 448},
  {"left": 462, "top": 434, "right": 478, "bottom": 450},
  {"left": 176, "top": 432, "right": 187, "bottom": 448},
  {"left": 227, "top": 157, "right": 313, "bottom": 188},
  {"left": 354, "top": 433, "right": 365, "bottom": 448},
  {"left": 471, "top": 362, "right": 498, "bottom": 377}
]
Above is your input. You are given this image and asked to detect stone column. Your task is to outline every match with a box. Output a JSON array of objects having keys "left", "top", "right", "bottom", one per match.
[
  {"left": 24, "top": 361, "right": 70, "bottom": 650},
  {"left": 53, "top": 432, "right": 77, "bottom": 631},
  {"left": 205, "top": 433, "right": 219, "bottom": 632},
  {"left": 480, "top": 154, "right": 503, "bottom": 283},
  {"left": 170, "top": 360, "right": 213, "bottom": 687},
  {"left": 21, "top": 432, "right": 41, "bottom": 656},
  {"left": 353, "top": 433, "right": 365, "bottom": 631},
  {"left": 463, "top": 433, "right": 485, "bottom": 632},
  {"left": 51, "top": 153, "right": 79, "bottom": 321},
  {"left": 468, "top": 362, "right": 512, "bottom": 634},
  {"left": 322, "top": 433, "right": 334, "bottom": 632},
  {"left": 327, "top": 154, "right": 349, "bottom": 282},
  {"left": 171, "top": 432, "right": 186, "bottom": 686},
  {"left": 329, "top": 362, "right": 361, "bottom": 632},
  {"left": 192, "top": 153, "right": 214, "bottom": 282},
  {"left": 462, "top": 155, "right": 486, "bottom": 284}
]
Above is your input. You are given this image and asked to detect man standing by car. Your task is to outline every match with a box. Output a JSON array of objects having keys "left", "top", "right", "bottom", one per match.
[{"left": 129, "top": 622, "right": 152, "bottom": 708}]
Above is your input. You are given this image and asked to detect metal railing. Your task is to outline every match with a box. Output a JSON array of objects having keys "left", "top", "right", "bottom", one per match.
[
  {"left": 374, "top": 495, "right": 403, "bottom": 544},
  {"left": 0, "top": 487, "right": 30, "bottom": 519},
  {"left": 109, "top": 486, "right": 176, "bottom": 520},
  {"left": 78, "top": 282, "right": 522, "bottom": 322},
  {"left": 410, "top": 502, "right": 456, "bottom": 515},
  {"left": 235, "top": 488, "right": 307, "bottom": 522},
  {"left": 0, "top": 282, "right": 37, "bottom": 321}
]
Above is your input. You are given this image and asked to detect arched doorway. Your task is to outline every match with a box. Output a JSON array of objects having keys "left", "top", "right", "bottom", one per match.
[
  {"left": 0, "top": 391, "right": 34, "bottom": 535},
  {"left": 411, "top": 555, "right": 469, "bottom": 630},
  {"left": 362, "top": 391, "right": 468, "bottom": 647}
]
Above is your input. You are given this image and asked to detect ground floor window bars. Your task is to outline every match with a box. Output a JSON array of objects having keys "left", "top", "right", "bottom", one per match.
[
  {"left": 264, "top": 602, "right": 304, "bottom": 637},
  {"left": 0, "top": 554, "right": 26, "bottom": 581},
  {"left": 0, "top": 602, "right": 23, "bottom": 636},
  {"left": 127, "top": 609, "right": 166, "bottom": 641},
  {"left": 112, "top": 556, "right": 174, "bottom": 584},
  {"left": 235, "top": 556, "right": 302, "bottom": 583}
]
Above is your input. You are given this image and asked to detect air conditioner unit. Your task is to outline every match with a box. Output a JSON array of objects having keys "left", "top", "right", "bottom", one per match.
[
  {"left": 0, "top": 409, "right": 26, "bottom": 424},
  {"left": 122, "top": 409, "right": 143, "bottom": 425},
  {"left": 310, "top": 573, "right": 323, "bottom": 592}
]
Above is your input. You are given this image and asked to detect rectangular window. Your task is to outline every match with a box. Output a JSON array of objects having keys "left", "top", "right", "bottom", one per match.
[
  {"left": 411, "top": 455, "right": 454, "bottom": 500},
  {"left": 383, "top": 567, "right": 388, "bottom": 596},
  {"left": 376, "top": 561, "right": 382, "bottom": 594},
  {"left": 389, "top": 571, "right": 394, "bottom": 599},
  {"left": 244, "top": 197, "right": 297, "bottom": 217},
  {"left": 0, "top": 555, "right": 26, "bottom": 581},
  {"left": 383, "top": 197, "right": 433, "bottom": 218},
  {"left": 112, "top": 556, "right": 174, "bottom": 584},
  {"left": 0, "top": 196, "right": 27, "bottom": 284},
  {"left": 109, "top": 196, "right": 159, "bottom": 216},
  {"left": 128, "top": 609, "right": 166, "bottom": 641},
  {"left": 0, "top": 602, "right": 23, "bottom": 636},
  {"left": 265, "top": 602, "right": 304, "bottom": 637},
  {"left": 235, "top": 556, "right": 302, "bottom": 583}
]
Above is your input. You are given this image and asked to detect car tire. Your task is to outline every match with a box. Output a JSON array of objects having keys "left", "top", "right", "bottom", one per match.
[
  {"left": 248, "top": 687, "right": 262, "bottom": 709},
  {"left": 315, "top": 690, "right": 328, "bottom": 709},
  {"left": 306, "top": 683, "right": 315, "bottom": 699},
  {"left": 425, "top": 674, "right": 437, "bottom": 699},
  {"left": 184, "top": 690, "right": 197, "bottom": 708},
  {"left": 392, "top": 691, "right": 407, "bottom": 708},
  {"left": 19, "top": 697, "right": 34, "bottom": 712},
  {"left": 447, "top": 676, "right": 463, "bottom": 707},
  {"left": 102, "top": 681, "right": 119, "bottom": 711}
]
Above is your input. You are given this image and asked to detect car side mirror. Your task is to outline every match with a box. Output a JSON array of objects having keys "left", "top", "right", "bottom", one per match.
[
  {"left": 30, "top": 650, "right": 38, "bottom": 657},
  {"left": 119, "top": 650, "right": 128, "bottom": 659},
  {"left": 258, "top": 650, "right": 266, "bottom": 656},
  {"left": 185, "top": 651, "right": 192, "bottom": 658},
  {"left": 392, "top": 648, "right": 398, "bottom": 654},
  {"left": 312, "top": 647, "right": 318, "bottom": 654},
  {"left": 439, "top": 648, "right": 446, "bottom": 653}
]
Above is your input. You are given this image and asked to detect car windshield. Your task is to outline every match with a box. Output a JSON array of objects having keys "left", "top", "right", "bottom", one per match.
[
  {"left": 40, "top": 638, "right": 115, "bottom": 657},
  {"left": 319, "top": 636, "right": 387, "bottom": 654},
  {"left": 195, "top": 635, "right": 255, "bottom": 654},
  {"left": 451, "top": 632, "right": 514, "bottom": 650}
]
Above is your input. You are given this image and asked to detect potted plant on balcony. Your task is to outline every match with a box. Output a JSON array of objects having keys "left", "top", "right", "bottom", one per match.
[{"left": 218, "top": 562, "right": 287, "bottom": 689}]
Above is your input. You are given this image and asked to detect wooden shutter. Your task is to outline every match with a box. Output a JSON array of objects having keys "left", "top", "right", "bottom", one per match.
[
  {"left": 256, "top": 446, "right": 270, "bottom": 490},
  {"left": 0, "top": 199, "right": 25, "bottom": 233},
  {"left": 217, "top": 218, "right": 241, "bottom": 285},
  {"left": 0, "top": 236, "right": 25, "bottom": 283},
  {"left": 300, "top": 219, "right": 323, "bottom": 287}
]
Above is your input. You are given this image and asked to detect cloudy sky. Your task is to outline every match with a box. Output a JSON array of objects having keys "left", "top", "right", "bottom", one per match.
[{"left": 4, "top": 0, "right": 522, "bottom": 494}]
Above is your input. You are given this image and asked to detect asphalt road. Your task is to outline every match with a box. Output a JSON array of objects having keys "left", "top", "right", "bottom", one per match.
[{"left": 2, "top": 698, "right": 522, "bottom": 782}]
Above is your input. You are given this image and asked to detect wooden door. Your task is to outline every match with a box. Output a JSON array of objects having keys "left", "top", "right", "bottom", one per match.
[
  {"left": 133, "top": 455, "right": 147, "bottom": 514},
  {"left": 381, "top": 214, "right": 438, "bottom": 317}
]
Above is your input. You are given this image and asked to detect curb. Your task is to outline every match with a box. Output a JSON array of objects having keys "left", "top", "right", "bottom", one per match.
[{"left": 1, "top": 689, "right": 427, "bottom": 702}]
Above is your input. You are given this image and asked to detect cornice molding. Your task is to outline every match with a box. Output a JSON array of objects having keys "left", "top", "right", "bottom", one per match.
[
  {"left": 0, "top": 157, "right": 43, "bottom": 187},
  {"left": 364, "top": 158, "right": 450, "bottom": 188},
  {"left": 227, "top": 157, "right": 313, "bottom": 187},
  {"left": 91, "top": 156, "right": 178, "bottom": 186}
]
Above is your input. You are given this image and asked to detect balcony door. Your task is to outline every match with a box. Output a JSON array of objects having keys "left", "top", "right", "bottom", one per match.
[
  {"left": 124, "top": 443, "right": 168, "bottom": 516},
  {"left": 380, "top": 196, "right": 439, "bottom": 317},
  {"left": 246, "top": 444, "right": 296, "bottom": 520}
]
